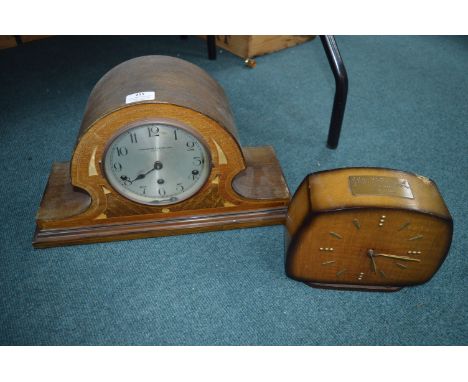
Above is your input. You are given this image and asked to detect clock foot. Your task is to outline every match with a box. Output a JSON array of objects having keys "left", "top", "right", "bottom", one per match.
[{"left": 304, "top": 281, "right": 402, "bottom": 292}]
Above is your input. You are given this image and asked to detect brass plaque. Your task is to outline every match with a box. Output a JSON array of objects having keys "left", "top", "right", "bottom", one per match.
[{"left": 349, "top": 176, "right": 414, "bottom": 199}]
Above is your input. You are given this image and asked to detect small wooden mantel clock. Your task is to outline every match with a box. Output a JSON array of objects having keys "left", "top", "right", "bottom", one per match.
[
  {"left": 285, "top": 168, "right": 453, "bottom": 291},
  {"left": 33, "top": 55, "right": 290, "bottom": 247}
]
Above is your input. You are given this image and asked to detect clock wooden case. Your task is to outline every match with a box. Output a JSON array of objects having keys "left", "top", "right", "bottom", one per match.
[
  {"left": 33, "top": 55, "right": 290, "bottom": 247},
  {"left": 285, "top": 168, "right": 453, "bottom": 291}
]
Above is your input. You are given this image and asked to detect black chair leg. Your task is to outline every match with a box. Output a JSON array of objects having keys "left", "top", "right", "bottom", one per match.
[
  {"left": 320, "top": 35, "right": 348, "bottom": 149},
  {"left": 207, "top": 36, "right": 217, "bottom": 60}
]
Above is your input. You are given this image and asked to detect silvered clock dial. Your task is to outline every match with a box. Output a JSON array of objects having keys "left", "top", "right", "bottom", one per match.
[{"left": 104, "top": 121, "right": 211, "bottom": 205}]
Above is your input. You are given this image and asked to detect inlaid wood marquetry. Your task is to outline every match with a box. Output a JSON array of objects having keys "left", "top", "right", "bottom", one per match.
[{"left": 33, "top": 56, "right": 290, "bottom": 247}]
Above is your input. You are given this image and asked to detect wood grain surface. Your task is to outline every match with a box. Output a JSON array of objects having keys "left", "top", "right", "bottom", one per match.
[
  {"left": 34, "top": 147, "right": 289, "bottom": 247},
  {"left": 208, "top": 36, "right": 313, "bottom": 59},
  {"left": 0, "top": 36, "right": 17, "bottom": 49},
  {"left": 285, "top": 168, "right": 453, "bottom": 291},
  {"left": 78, "top": 55, "right": 239, "bottom": 141},
  {"left": 34, "top": 56, "right": 290, "bottom": 247}
]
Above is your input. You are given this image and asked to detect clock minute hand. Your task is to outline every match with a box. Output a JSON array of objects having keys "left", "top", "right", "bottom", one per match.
[{"left": 373, "top": 253, "right": 421, "bottom": 262}]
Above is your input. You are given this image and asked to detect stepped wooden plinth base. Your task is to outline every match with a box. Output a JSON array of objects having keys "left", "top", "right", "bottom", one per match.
[
  {"left": 33, "top": 146, "right": 290, "bottom": 248},
  {"left": 33, "top": 206, "right": 288, "bottom": 248}
]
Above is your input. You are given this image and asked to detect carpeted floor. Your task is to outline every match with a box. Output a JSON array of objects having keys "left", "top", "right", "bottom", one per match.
[{"left": 0, "top": 35, "right": 466, "bottom": 345}]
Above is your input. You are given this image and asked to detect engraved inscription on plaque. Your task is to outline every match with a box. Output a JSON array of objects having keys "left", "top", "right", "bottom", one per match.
[{"left": 349, "top": 176, "right": 414, "bottom": 199}]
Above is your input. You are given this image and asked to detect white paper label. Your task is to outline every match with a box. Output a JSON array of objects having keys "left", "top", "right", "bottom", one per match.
[{"left": 125, "top": 91, "right": 155, "bottom": 104}]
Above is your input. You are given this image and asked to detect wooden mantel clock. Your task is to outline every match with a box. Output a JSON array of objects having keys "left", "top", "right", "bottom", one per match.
[
  {"left": 285, "top": 168, "right": 453, "bottom": 291},
  {"left": 33, "top": 55, "right": 290, "bottom": 247}
]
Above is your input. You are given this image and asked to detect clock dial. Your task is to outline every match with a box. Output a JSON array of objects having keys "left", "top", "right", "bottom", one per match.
[
  {"left": 288, "top": 209, "right": 452, "bottom": 286},
  {"left": 104, "top": 122, "right": 211, "bottom": 205}
]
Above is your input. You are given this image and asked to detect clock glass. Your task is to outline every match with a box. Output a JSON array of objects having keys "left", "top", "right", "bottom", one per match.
[
  {"left": 288, "top": 209, "right": 452, "bottom": 287},
  {"left": 103, "top": 121, "right": 211, "bottom": 205}
]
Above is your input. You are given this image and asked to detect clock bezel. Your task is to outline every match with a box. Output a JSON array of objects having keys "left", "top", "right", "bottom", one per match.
[
  {"left": 285, "top": 206, "right": 453, "bottom": 290},
  {"left": 102, "top": 118, "right": 213, "bottom": 206}
]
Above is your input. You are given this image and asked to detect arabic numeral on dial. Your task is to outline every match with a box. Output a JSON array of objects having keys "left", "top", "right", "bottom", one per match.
[
  {"left": 148, "top": 126, "right": 160, "bottom": 137},
  {"left": 120, "top": 175, "right": 131, "bottom": 185},
  {"left": 158, "top": 188, "right": 166, "bottom": 196},
  {"left": 174, "top": 129, "right": 178, "bottom": 140},
  {"left": 193, "top": 157, "right": 202, "bottom": 166},
  {"left": 116, "top": 147, "right": 128, "bottom": 156},
  {"left": 176, "top": 183, "right": 184, "bottom": 192},
  {"left": 113, "top": 162, "right": 123, "bottom": 171},
  {"left": 191, "top": 169, "right": 199, "bottom": 180},
  {"left": 186, "top": 141, "right": 195, "bottom": 151},
  {"left": 130, "top": 132, "right": 138, "bottom": 143}
]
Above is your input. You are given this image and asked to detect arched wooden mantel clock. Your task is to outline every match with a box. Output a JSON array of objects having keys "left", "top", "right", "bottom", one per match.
[
  {"left": 285, "top": 168, "right": 453, "bottom": 291},
  {"left": 33, "top": 56, "right": 290, "bottom": 247}
]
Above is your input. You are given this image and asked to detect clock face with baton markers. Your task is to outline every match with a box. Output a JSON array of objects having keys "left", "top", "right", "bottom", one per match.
[{"left": 285, "top": 168, "right": 453, "bottom": 291}]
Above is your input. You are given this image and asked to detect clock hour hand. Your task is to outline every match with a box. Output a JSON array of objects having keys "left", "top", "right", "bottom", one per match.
[
  {"left": 367, "top": 249, "right": 378, "bottom": 273},
  {"left": 120, "top": 175, "right": 133, "bottom": 185},
  {"left": 373, "top": 253, "right": 421, "bottom": 262},
  {"left": 131, "top": 161, "right": 163, "bottom": 182},
  {"left": 370, "top": 254, "right": 378, "bottom": 273},
  {"left": 131, "top": 173, "right": 149, "bottom": 182}
]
